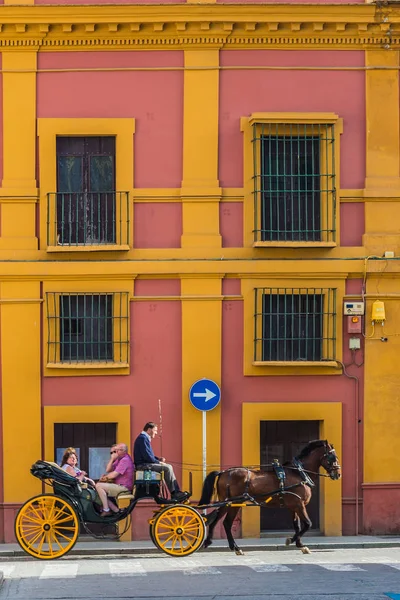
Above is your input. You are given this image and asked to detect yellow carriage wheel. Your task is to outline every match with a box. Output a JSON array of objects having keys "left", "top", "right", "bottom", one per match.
[
  {"left": 15, "top": 494, "right": 79, "bottom": 560},
  {"left": 153, "top": 505, "right": 206, "bottom": 557}
]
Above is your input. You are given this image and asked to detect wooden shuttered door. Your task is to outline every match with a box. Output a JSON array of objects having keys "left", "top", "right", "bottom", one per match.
[{"left": 260, "top": 420, "right": 320, "bottom": 532}]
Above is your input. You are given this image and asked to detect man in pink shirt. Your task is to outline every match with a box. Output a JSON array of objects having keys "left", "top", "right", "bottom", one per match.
[{"left": 96, "top": 443, "right": 134, "bottom": 517}]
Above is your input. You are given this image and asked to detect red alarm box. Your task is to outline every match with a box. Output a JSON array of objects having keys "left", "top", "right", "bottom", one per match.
[{"left": 347, "top": 315, "right": 362, "bottom": 334}]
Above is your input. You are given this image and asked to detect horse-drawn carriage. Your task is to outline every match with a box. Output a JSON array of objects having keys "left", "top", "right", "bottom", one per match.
[{"left": 15, "top": 440, "right": 341, "bottom": 560}]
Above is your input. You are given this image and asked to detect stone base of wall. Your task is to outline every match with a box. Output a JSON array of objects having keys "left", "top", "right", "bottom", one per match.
[
  {"left": 2, "top": 503, "right": 20, "bottom": 543},
  {"left": 362, "top": 482, "right": 400, "bottom": 534}
]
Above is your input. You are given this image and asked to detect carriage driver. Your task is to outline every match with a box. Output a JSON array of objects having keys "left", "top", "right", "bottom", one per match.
[
  {"left": 133, "top": 422, "right": 189, "bottom": 503},
  {"left": 95, "top": 443, "right": 134, "bottom": 517}
]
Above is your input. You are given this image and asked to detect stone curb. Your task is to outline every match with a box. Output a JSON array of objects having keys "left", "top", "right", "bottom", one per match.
[{"left": 0, "top": 540, "right": 399, "bottom": 560}]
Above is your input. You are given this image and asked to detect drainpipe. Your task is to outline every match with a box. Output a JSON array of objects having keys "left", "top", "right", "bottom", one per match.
[{"left": 336, "top": 360, "right": 360, "bottom": 536}]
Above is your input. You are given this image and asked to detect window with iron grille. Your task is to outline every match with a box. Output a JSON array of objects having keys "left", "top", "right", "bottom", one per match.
[
  {"left": 47, "top": 137, "right": 129, "bottom": 248},
  {"left": 252, "top": 122, "right": 336, "bottom": 244},
  {"left": 46, "top": 292, "right": 129, "bottom": 365},
  {"left": 254, "top": 288, "right": 337, "bottom": 362}
]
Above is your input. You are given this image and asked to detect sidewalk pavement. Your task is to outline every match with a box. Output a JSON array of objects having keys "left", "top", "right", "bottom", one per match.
[{"left": 2, "top": 536, "right": 400, "bottom": 558}]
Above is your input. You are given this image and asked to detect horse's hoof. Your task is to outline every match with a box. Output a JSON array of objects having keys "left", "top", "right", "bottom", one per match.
[
  {"left": 235, "top": 549, "right": 244, "bottom": 556},
  {"left": 285, "top": 537, "right": 292, "bottom": 546},
  {"left": 301, "top": 546, "right": 311, "bottom": 554}
]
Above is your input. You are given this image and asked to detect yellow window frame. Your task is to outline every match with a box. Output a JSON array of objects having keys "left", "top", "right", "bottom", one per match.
[
  {"left": 243, "top": 277, "right": 344, "bottom": 376},
  {"left": 37, "top": 118, "right": 135, "bottom": 252},
  {"left": 254, "top": 286, "right": 337, "bottom": 364},
  {"left": 241, "top": 113, "right": 343, "bottom": 249},
  {"left": 43, "top": 279, "right": 133, "bottom": 377},
  {"left": 241, "top": 402, "right": 342, "bottom": 537}
]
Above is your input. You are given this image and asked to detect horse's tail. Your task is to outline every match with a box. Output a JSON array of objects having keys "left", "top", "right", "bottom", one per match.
[{"left": 198, "top": 471, "right": 220, "bottom": 506}]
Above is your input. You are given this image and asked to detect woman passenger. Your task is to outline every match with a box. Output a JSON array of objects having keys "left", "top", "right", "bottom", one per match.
[{"left": 60, "top": 449, "right": 95, "bottom": 486}]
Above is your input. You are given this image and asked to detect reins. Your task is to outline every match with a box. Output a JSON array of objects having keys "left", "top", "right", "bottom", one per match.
[{"left": 169, "top": 460, "right": 334, "bottom": 478}]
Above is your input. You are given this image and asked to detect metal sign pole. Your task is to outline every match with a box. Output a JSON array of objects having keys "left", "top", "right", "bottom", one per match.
[{"left": 202, "top": 410, "right": 207, "bottom": 482}]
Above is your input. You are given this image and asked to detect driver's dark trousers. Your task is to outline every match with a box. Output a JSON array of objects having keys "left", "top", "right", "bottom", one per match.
[{"left": 137, "top": 462, "right": 179, "bottom": 494}]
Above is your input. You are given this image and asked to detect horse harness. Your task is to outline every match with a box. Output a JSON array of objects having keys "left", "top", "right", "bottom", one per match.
[{"left": 221, "top": 460, "right": 315, "bottom": 508}]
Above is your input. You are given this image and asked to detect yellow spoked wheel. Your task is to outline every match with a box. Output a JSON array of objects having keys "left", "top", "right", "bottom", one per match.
[
  {"left": 153, "top": 505, "right": 206, "bottom": 557},
  {"left": 15, "top": 494, "right": 79, "bottom": 560}
]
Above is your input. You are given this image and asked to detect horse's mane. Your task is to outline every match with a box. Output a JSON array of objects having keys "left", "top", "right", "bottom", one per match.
[{"left": 296, "top": 439, "right": 326, "bottom": 459}]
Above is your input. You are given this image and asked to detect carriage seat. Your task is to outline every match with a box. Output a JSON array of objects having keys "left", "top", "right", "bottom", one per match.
[
  {"left": 30, "top": 460, "right": 79, "bottom": 487},
  {"left": 118, "top": 492, "right": 135, "bottom": 500}
]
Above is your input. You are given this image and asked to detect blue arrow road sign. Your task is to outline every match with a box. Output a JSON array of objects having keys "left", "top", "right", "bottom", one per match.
[{"left": 189, "top": 379, "right": 221, "bottom": 412}]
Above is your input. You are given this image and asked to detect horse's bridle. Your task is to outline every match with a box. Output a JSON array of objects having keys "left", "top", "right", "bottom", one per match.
[{"left": 322, "top": 443, "right": 341, "bottom": 480}]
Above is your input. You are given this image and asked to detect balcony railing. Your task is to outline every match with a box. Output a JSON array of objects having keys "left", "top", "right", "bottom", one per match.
[{"left": 47, "top": 191, "right": 130, "bottom": 249}]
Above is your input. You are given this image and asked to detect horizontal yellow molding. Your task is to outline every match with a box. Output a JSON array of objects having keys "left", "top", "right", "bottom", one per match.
[
  {"left": 0, "top": 194, "right": 38, "bottom": 202},
  {"left": 0, "top": 260, "right": 377, "bottom": 279},
  {"left": 131, "top": 294, "right": 243, "bottom": 301},
  {"left": 0, "top": 188, "right": 394, "bottom": 205},
  {"left": 47, "top": 245, "right": 130, "bottom": 253},
  {"left": 253, "top": 360, "right": 340, "bottom": 368},
  {"left": 0, "top": 298, "right": 42, "bottom": 304},
  {"left": 0, "top": 4, "right": 378, "bottom": 21},
  {"left": 46, "top": 362, "right": 129, "bottom": 369},
  {"left": 253, "top": 241, "right": 337, "bottom": 248},
  {"left": 247, "top": 111, "right": 340, "bottom": 126},
  {"left": 133, "top": 188, "right": 243, "bottom": 203},
  {"left": 0, "top": 4, "right": 393, "bottom": 51}
]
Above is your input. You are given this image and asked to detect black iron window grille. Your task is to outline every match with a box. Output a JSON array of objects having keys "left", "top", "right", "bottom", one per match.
[
  {"left": 46, "top": 292, "right": 129, "bottom": 365},
  {"left": 252, "top": 122, "right": 336, "bottom": 244},
  {"left": 47, "top": 136, "right": 129, "bottom": 248},
  {"left": 254, "top": 287, "right": 337, "bottom": 362}
]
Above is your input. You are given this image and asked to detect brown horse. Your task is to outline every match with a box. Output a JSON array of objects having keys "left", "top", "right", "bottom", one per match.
[{"left": 198, "top": 439, "right": 341, "bottom": 555}]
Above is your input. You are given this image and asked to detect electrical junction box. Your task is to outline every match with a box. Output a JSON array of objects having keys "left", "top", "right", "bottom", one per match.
[
  {"left": 372, "top": 300, "right": 386, "bottom": 323},
  {"left": 347, "top": 316, "right": 362, "bottom": 334},
  {"left": 349, "top": 337, "right": 361, "bottom": 350},
  {"left": 344, "top": 301, "right": 365, "bottom": 316}
]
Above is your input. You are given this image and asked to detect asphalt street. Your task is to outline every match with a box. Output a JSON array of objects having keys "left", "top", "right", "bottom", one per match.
[{"left": 1, "top": 548, "right": 400, "bottom": 600}]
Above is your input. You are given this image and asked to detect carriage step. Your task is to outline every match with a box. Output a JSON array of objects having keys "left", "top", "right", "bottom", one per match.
[{"left": 118, "top": 493, "right": 135, "bottom": 499}]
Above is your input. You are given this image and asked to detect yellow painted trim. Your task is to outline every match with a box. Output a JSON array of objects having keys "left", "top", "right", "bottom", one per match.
[
  {"left": 254, "top": 242, "right": 337, "bottom": 248},
  {"left": 0, "top": 258, "right": 368, "bottom": 279},
  {"left": 132, "top": 188, "right": 243, "bottom": 203},
  {"left": 43, "top": 404, "right": 131, "bottom": 462},
  {"left": 44, "top": 404, "right": 132, "bottom": 540},
  {"left": 37, "top": 118, "right": 135, "bottom": 251},
  {"left": 242, "top": 278, "right": 345, "bottom": 376},
  {"left": 181, "top": 278, "right": 222, "bottom": 499},
  {"left": 0, "top": 298, "right": 42, "bottom": 304},
  {"left": 46, "top": 362, "right": 129, "bottom": 370},
  {"left": 1, "top": 52, "right": 37, "bottom": 251},
  {"left": 242, "top": 113, "right": 343, "bottom": 249},
  {"left": 253, "top": 361, "right": 339, "bottom": 368},
  {"left": 2, "top": 52, "right": 37, "bottom": 191},
  {"left": 42, "top": 279, "right": 133, "bottom": 377},
  {"left": 365, "top": 51, "right": 400, "bottom": 192},
  {"left": 181, "top": 50, "right": 221, "bottom": 249},
  {"left": 0, "top": 5, "right": 390, "bottom": 51},
  {"left": 131, "top": 295, "right": 242, "bottom": 302},
  {"left": 242, "top": 402, "right": 342, "bottom": 537},
  {"left": 363, "top": 275, "right": 400, "bottom": 483},
  {"left": 1, "top": 282, "right": 41, "bottom": 502},
  {"left": 248, "top": 112, "right": 342, "bottom": 126},
  {"left": 47, "top": 245, "right": 130, "bottom": 253}
]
